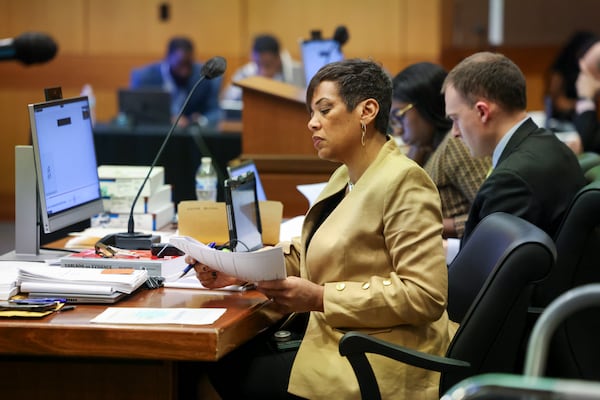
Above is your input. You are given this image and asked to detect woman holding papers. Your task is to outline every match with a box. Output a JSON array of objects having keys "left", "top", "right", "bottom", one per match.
[{"left": 189, "top": 59, "right": 452, "bottom": 399}]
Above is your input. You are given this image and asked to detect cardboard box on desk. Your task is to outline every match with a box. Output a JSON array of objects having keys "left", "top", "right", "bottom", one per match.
[{"left": 177, "top": 200, "right": 283, "bottom": 246}]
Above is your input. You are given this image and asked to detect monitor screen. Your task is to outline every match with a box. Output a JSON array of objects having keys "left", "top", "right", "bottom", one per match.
[
  {"left": 224, "top": 172, "right": 263, "bottom": 252},
  {"left": 29, "top": 96, "right": 104, "bottom": 234},
  {"left": 118, "top": 88, "right": 171, "bottom": 126},
  {"left": 301, "top": 39, "right": 344, "bottom": 86},
  {"left": 227, "top": 160, "right": 267, "bottom": 201}
]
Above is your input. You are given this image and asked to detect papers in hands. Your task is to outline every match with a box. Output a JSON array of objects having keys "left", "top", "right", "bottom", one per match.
[{"left": 169, "top": 236, "right": 287, "bottom": 282}]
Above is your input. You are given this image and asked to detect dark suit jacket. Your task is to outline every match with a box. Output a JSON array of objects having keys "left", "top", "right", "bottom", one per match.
[
  {"left": 130, "top": 62, "right": 222, "bottom": 126},
  {"left": 462, "top": 118, "right": 587, "bottom": 244}
]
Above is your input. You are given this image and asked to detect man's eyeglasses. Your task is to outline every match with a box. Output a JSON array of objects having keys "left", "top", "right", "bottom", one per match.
[{"left": 390, "top": 103, "right": 414, "bottom": 126}]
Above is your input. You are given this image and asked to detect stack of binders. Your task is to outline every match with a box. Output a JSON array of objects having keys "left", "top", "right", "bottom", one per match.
[{"left": 92, "top": 165, "right": 175, "bottom": 231}]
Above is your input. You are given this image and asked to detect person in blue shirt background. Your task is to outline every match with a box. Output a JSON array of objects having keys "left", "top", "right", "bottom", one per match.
[{"left": 130, "top": 36, "right": 222, "bottom": 128}]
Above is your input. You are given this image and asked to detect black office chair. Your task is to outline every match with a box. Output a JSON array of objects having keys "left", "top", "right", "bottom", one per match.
[
  {"left": 530, "top": 179, "right": 600, "bottom": 379},
  {"left": 339, "top": 213, "right": 556, "bottom": 400},
  {"left": 584, "top": 164, "right": 600, "bottom": 182},
  {"left": 578, "top": 151, "right": 600, "bottom": 173},
  {"left": 447, "top": 212, "right": 556, "bottom": 324}
]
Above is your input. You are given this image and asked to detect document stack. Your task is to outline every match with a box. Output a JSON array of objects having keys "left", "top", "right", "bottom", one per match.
[
  {"left": 92, "top": 165, "right": 175, "bottom": 231},
  {"left": 60, "top": 248, "right": 186, "bottom": 278},
  {"left": 18, "top": 265, "right": 149, "bottom": 303},
  {"left": 0, "top": 264, "right": 19, "bottom": 300}
]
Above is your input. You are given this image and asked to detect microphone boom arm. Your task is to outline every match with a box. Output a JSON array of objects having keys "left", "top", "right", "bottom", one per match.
[
  {"left": 113, "top": 56, "right": 226, "bottom": 249},
  {"left": 125, "top": 76, "right": 208, "bottom": 235}
]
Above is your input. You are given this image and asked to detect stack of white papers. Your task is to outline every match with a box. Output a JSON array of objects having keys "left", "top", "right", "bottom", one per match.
[
  {"left": 0, "top": 264, "right": 19, "bottom": 300},
  {"left": 19, "top": 265, "right": 148, "bottom": 295}
]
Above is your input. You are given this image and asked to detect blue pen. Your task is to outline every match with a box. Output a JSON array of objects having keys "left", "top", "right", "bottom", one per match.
[
  {"left": 11, "top": 298, "right": 66, "bottom": 304},
  {"left": 177, "top": 242, "right": 216, "bottom": 279}
]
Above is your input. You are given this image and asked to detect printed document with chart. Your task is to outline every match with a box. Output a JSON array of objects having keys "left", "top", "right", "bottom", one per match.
[{"left": 169, "top": 236, "right": 286, "bottom": 282}]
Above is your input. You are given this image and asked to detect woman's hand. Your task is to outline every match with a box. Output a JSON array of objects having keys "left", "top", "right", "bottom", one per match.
[
  {"left": 184, "top": 255, "right": 242, "bottom": 289},
  {"left": 256, "top": 276, "right": 324, "bottom": 314}
]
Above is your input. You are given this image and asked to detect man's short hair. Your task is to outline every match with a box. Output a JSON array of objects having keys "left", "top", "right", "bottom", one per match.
[
  {"left": 442, "top": 52, "right": 527, "bottom": 112},
  {"left": 252, "top": 34, "right": 280, "bottom": 55},
  {"left": 167, "top": 36, "right": 194, "bottom": 55}
]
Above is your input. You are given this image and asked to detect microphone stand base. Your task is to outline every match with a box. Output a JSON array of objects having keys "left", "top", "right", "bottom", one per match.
[{"left": 115, "top": 232, "right": 161, "bottom": 250}]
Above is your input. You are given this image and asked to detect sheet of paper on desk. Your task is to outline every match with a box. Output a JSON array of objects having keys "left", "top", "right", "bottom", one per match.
[
  {"left": 169, "top": 236, "right": 286, "bottom": 282},
  {"left": 90, "top": 307, "right": 226, "bottom": 325},
  {"left": 163, "top": 274, "right": 248, "bottom": 292}
]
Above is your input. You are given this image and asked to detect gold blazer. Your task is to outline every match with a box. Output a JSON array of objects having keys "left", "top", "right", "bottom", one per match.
[{"left": 285, "top": 138, "right": 452, "bottom": 399}]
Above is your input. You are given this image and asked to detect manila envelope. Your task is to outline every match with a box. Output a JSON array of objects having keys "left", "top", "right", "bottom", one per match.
[{"left": 177, "top": 200, "right": 283, "bottom": 246}]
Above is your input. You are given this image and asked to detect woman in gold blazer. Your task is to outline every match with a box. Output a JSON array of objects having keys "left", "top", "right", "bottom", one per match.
[{"left": 193, "top": 59, "right": 452, "bottom": 399}]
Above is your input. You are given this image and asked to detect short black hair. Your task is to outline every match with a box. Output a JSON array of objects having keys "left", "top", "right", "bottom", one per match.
[
  {"left": 393, "top": 62, "right": 452, "bottom": 136},
  {"left": 167, "top": 36, "right": 194, "bottom": 55},
  {"left": 252, "top": 34, "right": 280, "bottom": 55},
  {"left": 306, "top": 59, "right": 392, "bottom": 135}
]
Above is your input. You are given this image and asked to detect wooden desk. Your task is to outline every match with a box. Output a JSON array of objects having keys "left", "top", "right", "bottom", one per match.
[{"left": 0, "top": 287, "right": 273, "bottom": 399}]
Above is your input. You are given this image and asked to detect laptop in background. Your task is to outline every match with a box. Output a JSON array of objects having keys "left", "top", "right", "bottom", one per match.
[
  {"left": 300, "top": 38, "right": 344, "bottom": 86},
  {"left": 227, "top": 160, "right": 267, "bottom": 201},
  {"left": 118, "top": 88, "right": 171, "bottom": 126},
  {"left": 224, "top": 171, "right": 263, "bottom": 252}
]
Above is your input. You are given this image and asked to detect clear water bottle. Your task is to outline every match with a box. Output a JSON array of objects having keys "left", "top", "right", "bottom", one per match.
[
  {"left": 195, "top": 157, "right": 218, "bottom": 201},
  {"left": 80, "top": 83, "right": 96, "bottom": 125}
]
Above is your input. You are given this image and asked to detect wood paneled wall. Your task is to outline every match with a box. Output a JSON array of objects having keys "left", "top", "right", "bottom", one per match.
[
  {"left": 0, "top": 0, "right": 567, "bottom": 222},
  {"left": 0, "top": 0, "right": 443, "bottom": 220}
]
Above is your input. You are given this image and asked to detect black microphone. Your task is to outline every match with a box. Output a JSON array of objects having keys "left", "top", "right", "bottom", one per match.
[
  {"left": 333, "top": 25, "right": 349, "bottom": 47},
  {"left": 112, "top": 56, "right": 227, "bottom": 250},
  {"left": 0, "top": 32, "right": 58, "bottom": 64}
]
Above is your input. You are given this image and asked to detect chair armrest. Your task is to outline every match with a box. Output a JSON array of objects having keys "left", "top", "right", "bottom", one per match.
[{"left": 339, "top": 331, "right": 470, "bottom": 400}]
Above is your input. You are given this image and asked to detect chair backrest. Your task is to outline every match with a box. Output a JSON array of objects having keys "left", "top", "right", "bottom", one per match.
[
  {"left": 530, "top": 179, "right": 600, "bottom": 379},
  {"left": 578, "top": 151, "right": 600, "bottom": 173},
  {"left": 584, "top": 164, "right": 600, "bottom": 182},
  {"left": 447, "top": 212, "right": 556, "bottom": 323},
  {"left": 440, "top": 213, "right": 556, "bottom": 394}
]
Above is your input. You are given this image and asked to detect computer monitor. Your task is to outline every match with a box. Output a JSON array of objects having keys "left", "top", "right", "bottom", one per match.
[
  {"left": 118, "top": 88, "right": 171, "bottom": 126},
  {"left": 227, "top": 160, "right": 267, "bottom": 201},
  {"left": 300, "top": 38, "right": 344, "bottom": 86},
  {"left": 12, "top": 96, "right": 104, "bottom": 261}
]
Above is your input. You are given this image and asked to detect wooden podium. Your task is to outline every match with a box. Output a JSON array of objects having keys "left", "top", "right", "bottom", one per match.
[{"left": 236, "top": 77, "right": 339, "bottom": 218}]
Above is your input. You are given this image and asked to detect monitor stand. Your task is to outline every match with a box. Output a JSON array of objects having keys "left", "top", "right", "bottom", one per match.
[{"left": 0, "top": 146, "right": 72, "bottom": 262}]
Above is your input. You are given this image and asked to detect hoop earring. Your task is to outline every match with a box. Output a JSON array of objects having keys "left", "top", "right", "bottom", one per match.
[{"left": 360, "top": 122, "right": 366, "bottom": 146}]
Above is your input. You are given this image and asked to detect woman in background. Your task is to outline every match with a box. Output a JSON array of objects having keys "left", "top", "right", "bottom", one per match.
[
  {"left": 391, "top": 62, "right": 491, "bottom": 238},
  {"left": 192, "top": 59, "right": 451, "bottom": 399},
  {"left": 546, "top": 30, "right": 597, "bottom": 124}
]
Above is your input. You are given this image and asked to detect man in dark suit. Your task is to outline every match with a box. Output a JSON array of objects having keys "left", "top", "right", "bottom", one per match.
[
  {"left": 443, "top": 52, "right": 586, "bottom": 245},
  {"left": 130, "top": 36, "right": 222, "bottom": 128}
]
